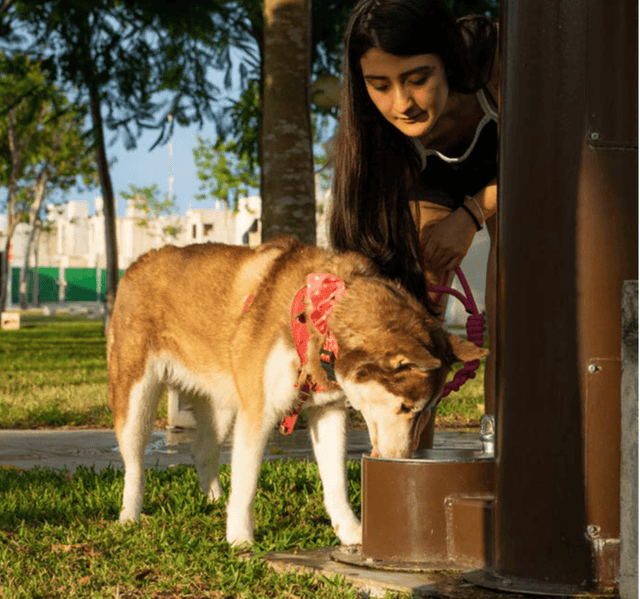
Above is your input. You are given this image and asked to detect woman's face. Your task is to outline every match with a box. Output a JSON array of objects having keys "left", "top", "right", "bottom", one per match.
[{"left": 359, "top": 47, "right": 450, "bottom": 142}]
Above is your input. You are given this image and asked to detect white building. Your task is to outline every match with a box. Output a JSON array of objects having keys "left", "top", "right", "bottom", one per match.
[
  {"left": 1, "top": 196, "right": 262, "bottom": 272},
  {"left": 1, "top": 191, "right": 487, "bottom": 326}
]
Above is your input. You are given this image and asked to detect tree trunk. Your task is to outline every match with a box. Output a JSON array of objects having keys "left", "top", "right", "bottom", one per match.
[
  {"left": 20, "top": 171, "right": 48, "bottom": 309},
  {"left": 88, "top": 80, "right": 119, "bottom": 332},
  {"left": 19, "top": 241, "right": 31, "bottom": 309},
  {"left": 0, "top": 235, "right": 10, "bottom": 313},
  {"left": 1, "top": 109, "right": 24, "bottom": 313},
  {"left": 33, "top": 222, "right": 41, "bottom": 307},
  {"left": 261, "top": 0, "right": 316, "bottom": 245}
]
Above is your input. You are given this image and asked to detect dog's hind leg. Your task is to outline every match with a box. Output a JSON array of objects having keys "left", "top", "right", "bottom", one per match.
[
  {"left": 191, "top": 395, "right": 236, "bottom": 502},
  {"left": 309, "top": 404, "right": 362, "bottom": 545},
  {"left": 225, "top": 408, "right": 273, "bottom": 546},
  {"left": 116, "top": 363, "right": 163, "bottom": 523}
]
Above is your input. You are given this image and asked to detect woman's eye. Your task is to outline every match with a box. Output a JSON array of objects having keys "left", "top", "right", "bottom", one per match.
[{"left": 409, "top": 77, "right": 427, "bottom": 86}]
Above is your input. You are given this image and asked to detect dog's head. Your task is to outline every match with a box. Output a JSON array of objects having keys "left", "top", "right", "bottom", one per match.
[{"left": 329, "top": 275, "right": 488, "bottom": 459}]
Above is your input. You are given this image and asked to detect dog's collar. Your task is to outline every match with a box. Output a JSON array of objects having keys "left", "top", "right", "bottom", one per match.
[{"left": 281, "top": 273, "right": 346, "bottom": 434}]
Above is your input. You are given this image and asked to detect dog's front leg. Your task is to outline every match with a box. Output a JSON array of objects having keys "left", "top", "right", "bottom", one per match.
[
  {"left": 309, "top": 404, "right": 362, "bottom": 545},
  {"left": 226, "top": 409, "right": 270, "bottom": 546}
]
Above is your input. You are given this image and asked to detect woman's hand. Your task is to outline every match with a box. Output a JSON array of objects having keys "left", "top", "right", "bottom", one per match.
[{"left": 422, "top": 208, "right": 477, "bottom": 272}]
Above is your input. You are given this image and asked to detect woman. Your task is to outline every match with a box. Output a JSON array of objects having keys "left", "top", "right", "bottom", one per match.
[{"left": 330, "top": 0, "right": 499, "bottom": 429}]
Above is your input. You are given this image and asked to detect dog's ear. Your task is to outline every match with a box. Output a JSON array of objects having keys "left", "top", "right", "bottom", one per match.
[
  {"left": 388, "top": 353, "right": 442, "bottom": 372},
  {"left": 447, "top": 333, "right": 489, "bottom": 363}
]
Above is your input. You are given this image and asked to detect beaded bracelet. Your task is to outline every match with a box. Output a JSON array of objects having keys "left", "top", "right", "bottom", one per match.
[{"left": 459, "top": 203, "right": 483, "bottom": 231}]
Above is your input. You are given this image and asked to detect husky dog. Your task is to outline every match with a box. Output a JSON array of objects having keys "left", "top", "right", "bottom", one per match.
[{"left": 107, "top": 237, "right": 486, "bottom": 546}]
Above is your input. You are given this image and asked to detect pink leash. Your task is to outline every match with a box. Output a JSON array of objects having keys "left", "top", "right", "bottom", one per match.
[{"left": 429, "top": 268, "right": 484, "bottom": 398}]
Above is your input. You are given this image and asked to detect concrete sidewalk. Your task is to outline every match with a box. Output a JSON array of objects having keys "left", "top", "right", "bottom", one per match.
[{"left": 0, "top": 427, "right": 482, "bottom": 472}]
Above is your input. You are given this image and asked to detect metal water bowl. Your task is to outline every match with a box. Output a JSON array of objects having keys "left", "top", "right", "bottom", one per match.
[{"left": 354, "top": 447, "right": 496, "bottom": 571}]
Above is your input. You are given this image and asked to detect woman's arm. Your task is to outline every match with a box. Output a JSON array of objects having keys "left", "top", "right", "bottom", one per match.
[
  {"left": 422, "top": 178, "right": 497, "bottom": 272},
  {"left": 463, "top": 177, "right": 497, "bottom": 224}
]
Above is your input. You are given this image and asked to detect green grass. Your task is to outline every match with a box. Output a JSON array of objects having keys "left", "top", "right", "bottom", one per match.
[
  {"left": 0, "top": 313, "right": 480, "bottom": 597},
  {"left": 0, "top": 316, "right": 169, "bottom": 429},
  {"left": 0, "top": 314, "right": 485, "bottom": 430},
  {"left": 435, "top": 359, "right": 486, "bottom": 428},
  {"left": 0, "top": 461, "right": 410, "bottom": 599}
]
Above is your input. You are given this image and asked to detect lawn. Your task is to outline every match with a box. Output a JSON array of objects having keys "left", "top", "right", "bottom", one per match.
[
  {"left": 0, "top": 313, "right": 483, "bottom": 598},
  {"left": 0, "top": 461, "right": 400, "bottom": 599},
  {"left": 0, "top": 315, "right": 168, "bottom": 429},
  {"left": 0, "top": 315, "right": 485, "bottom": 430}
]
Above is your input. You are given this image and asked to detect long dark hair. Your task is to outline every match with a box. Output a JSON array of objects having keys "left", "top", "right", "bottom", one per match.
[{"left": 330, "top": 0, "right": 497, "bottom": 314}]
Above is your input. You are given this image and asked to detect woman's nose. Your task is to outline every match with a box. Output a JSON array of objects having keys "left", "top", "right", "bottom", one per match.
[{"left": 393, "top": 85, "right": 414, "bottom": 113}]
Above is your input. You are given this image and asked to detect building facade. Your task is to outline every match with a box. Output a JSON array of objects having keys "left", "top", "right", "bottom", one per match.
[
  {"left": 1, "top": 192, "right": 332, "bottom": 305},
  {"left": 0, "top": 190, "right": 485, "bottom": 327}
]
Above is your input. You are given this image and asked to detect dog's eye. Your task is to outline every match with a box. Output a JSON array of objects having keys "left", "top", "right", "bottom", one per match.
[{"left": 399, "top": 403, "right": 413, "bottom": 414}]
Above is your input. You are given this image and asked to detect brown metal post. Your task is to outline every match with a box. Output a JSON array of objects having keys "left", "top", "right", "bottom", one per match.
[{"left": 466, "top": 0, "right": 638, "bottom": 593}]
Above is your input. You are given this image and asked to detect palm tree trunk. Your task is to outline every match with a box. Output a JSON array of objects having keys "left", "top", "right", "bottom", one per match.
[{"left": 261, "top": 0, "right": 315, "bottom": 245}]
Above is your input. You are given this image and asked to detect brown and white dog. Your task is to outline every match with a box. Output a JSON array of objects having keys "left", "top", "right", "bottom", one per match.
[{"left": 107, "top": 237, "right": 486, "bottom": 546}]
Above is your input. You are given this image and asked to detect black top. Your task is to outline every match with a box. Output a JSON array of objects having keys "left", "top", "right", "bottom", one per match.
[{"left": 409, "top": 90, "right": 498, "bottom": 210}]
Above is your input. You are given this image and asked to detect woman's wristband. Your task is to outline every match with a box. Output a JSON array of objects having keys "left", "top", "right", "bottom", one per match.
[{"left": 459, "top": 203, "right": 483, "bottom": 231}]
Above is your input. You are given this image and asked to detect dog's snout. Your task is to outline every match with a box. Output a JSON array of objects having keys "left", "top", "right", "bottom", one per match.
[{"left": 409, "top": 408, "right": 433, "bottom": 452}]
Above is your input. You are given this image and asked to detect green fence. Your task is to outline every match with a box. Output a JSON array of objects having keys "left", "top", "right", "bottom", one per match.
[
  {"left": 66, "top": 268, "right": 100, "bottom": 302},
  {"left": 10, "top": 267, "right": 125, "bottom": 304}
]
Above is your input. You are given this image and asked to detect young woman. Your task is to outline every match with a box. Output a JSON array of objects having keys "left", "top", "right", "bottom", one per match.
[{"left": 330, "top": 0, "right": 499, "bottom": 424}]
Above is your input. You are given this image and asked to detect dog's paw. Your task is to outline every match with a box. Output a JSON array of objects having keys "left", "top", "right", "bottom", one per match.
[
  {"left": 226, "top": 529, "right": 254, "bottom": 547},
  {"left": 226, "top": 511, "right": 254, "bottom": 546},
  {"left": 206, "top": 479, "right": 224, "bottom": 503},
  {"left": 118, "top": 510, "right": 140, "bottom": 524},
  {"left": 335, "top": 519, "right": 362, "bottom": 546}
]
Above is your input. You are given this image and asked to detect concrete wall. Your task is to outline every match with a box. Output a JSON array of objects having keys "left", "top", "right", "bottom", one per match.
[{"left": 620, "top": 280, "right": 638, "bottom": 599}]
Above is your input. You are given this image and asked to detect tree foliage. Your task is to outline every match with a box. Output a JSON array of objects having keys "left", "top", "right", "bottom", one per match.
[
  {"left": 0, "top": 51, "right": 98, "bottom": 311},
  {"left": 119, "top": 183, "right": 181, "bottom": 239},
  {"left": 2, "top": 0, "right": 231, "bottom": 149},
  {"left": 206, "top": 0, "right": 354, "bottom": 170},
  {"left": 193, "top": 136, "right": 259, "bottom": 213},
  {"left": 0, "top": 0, "right": 234, "bottom": 320}
]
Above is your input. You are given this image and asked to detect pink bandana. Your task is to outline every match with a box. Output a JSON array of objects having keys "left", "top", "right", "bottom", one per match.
[
  {"left": 291, "top": 273, "right": 346, "bottom": 365},
  {"left": 283, "top": 273, "right": 346, "bottom": 433}
]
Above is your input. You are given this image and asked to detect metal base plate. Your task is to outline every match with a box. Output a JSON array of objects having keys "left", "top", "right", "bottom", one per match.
[
  {"left": 331, "top": 545, "right": 453, "bottom": 573},
  {"left": 463, "top": 569, "right": 617, "bottom": 597}
]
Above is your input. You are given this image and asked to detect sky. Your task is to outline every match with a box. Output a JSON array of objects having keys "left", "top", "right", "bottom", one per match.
[
  {"left": 62, "top": 47, "right": 250, "bottom": 219},
  {"left": 63, "top": 112, "right": 228, "bottom": 219},
  {"left": 61, "top": 97, "right": 337, "bottom": 219},
  {"left": 3, "top": 39, "right": 335, "bottom": 221},
  {"left": 1, "top": 28, "right": 246, "bottom": 220},
  {"left": 63, "top": 105, "right": 335, "bottom": 219},
  {"left": 4, "top": 42, "right": 337, "bottom": 222}
]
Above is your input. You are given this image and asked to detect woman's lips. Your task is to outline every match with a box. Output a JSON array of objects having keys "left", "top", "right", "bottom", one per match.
[{"left": 398, "top": 112, "right": 426, "bottom": 122}]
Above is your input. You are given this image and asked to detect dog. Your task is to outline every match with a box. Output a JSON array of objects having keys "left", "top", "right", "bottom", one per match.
[{"left": 107, "top": 236, "right": 487, "bottom": 546}]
